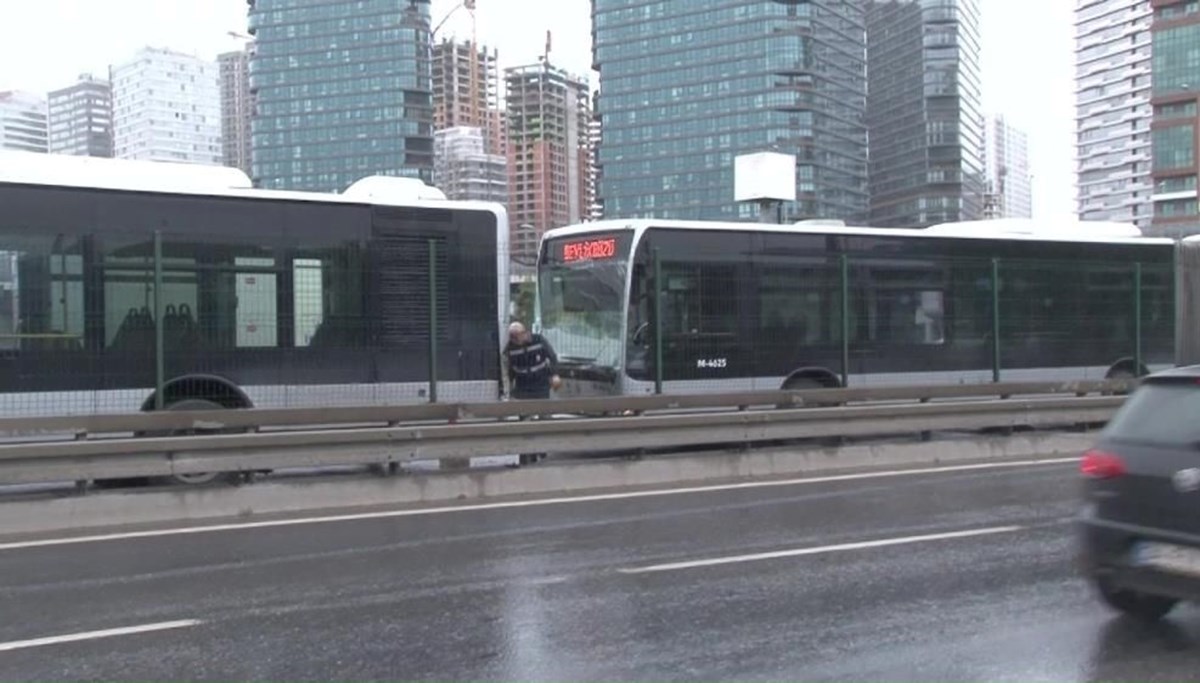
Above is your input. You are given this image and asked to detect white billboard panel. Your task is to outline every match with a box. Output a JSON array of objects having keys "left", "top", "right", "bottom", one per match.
[{"left": 734, "top": 152, "right": 797, "bottom": 202}]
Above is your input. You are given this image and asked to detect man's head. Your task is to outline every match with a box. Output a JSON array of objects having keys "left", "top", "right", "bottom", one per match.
[{"left": 508, "top": 321, "right": 530, "bottom": 345}]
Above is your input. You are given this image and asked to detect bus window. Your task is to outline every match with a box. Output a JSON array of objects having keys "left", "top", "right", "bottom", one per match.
[
  {"left": 0, "top": 235, "right": 86, "bottom": 353},
  {"left": 662, "top": 263, "right": 737, "bottom": 336},
  {"left": 627, "top": 262, "right": 649, "bottom": 343},
  {"left": 877, "top": 290, "right": 945, "bottom": 345},
  {"left": 1141, "top": 264, "right": 1174, "bottom": 360},
  {"left": 298, "top": 245, "right": 367, "bottom": 350},
  {"left": 235, "top": 257, "right": 277, "bottom": 349},
  {"left": 1004, "top": 260, "right": 1088, "bottom": 348},
  {"left": 102, "top": 238, "right": 288, "bottom": 353},
  {"left": 0, "top": 252, "right": 15, "bottom": 352},
  {"left": 865, "top": 266, "right": 946, "bottom": 345},
  {"left": 293, "top": 258, "right": 323, "bottom": 347},
  {"left": 757, "top": 267, "right": 831, "bottom": 345}
]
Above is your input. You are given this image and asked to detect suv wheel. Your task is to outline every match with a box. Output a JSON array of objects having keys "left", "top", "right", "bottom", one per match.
[{"left": 1094, "top": 578, "right": 1178, "bottom": 621}]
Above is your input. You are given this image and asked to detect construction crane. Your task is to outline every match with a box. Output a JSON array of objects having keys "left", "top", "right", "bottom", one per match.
[
  {"left": 428, "top": 1, "right": 483, "bottom": 131},
  {"left": 431, "top": 0, "right": 476, "bottom": 39}
]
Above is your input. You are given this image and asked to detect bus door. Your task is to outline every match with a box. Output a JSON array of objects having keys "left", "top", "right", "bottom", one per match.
[
  {"left": 648, "top": 230, "right": 752, "bottom": 388},
  {"left": 750, "top": 233, "right": 845, "bottom": 387}
]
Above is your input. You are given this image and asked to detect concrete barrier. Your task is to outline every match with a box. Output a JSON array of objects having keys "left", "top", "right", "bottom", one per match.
[{"left": 0, "top": 431, "right": 1092, "bottom": 537}]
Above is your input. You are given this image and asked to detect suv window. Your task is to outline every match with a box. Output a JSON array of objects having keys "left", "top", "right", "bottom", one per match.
[{"left": 1105, "top": 382, "right": 1200, "bottom": 446}]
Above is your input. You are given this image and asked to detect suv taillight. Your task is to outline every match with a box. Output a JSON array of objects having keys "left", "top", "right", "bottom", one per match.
[{"left": 1080, "top": 449, "right": 1126, "bottom": 479}]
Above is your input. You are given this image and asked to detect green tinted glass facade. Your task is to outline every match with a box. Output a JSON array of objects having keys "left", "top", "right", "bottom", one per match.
[
  {"left": 1154, "top": 125, "right": 1196, "bottom": 171},
  {"left": 592, "top": 0, "right": 869, "bottom": 222},
  {"left": 1153, "top": 19, "right": 1200, "bottom": 95},
  {"left": 248, "top": 0, "right": 434, "bottom": 192}
]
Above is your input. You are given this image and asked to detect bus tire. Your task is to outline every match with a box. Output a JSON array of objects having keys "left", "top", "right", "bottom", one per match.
[
  {"left": 155, "top": 398, "right": 241, "bottom": 487},
  {"left": 141, "top": 374, "right": 253, "bottom": 412},
  {"left": 779, "top": 370, "right": 842, "bottom": 409},
  {"left": 779, "top": 370, "right": 845, "bottom": 446},
  {"left": 1104, "top": 359, "right": 1148, "bottom": 396}
]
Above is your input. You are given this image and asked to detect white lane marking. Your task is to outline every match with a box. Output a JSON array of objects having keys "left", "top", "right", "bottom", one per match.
[
  {"left": 618, "top": 525, "right": 1024, "bottom": 574},
  {"left": 0, "top": 620, "right": 202, "bottom": 654},
  {"left": 0, "top": 457, "right": 1074, "bottom": 552},
  {"left": 522, "top": 575, "right": 570, "bottom": 587}
]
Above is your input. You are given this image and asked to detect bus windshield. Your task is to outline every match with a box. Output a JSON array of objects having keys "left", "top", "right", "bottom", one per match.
[{"left": 538, "top": 233, "right": 631, "bottom": 368}]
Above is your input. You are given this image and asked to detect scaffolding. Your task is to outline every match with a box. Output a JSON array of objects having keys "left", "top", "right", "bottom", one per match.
[
  {"left": 432, "top": 38, "right": 503, "bottom": 157},
  {"left": 504, "top": 61, "right": 593, "bottom": 263}
]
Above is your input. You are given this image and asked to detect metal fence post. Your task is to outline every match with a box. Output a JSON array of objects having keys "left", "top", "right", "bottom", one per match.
[
  {"left": 153, "top": 230, "right": 165, "bottom": 410},
  {"left": 840, "top": 254, "right": 850, "bottom": 388},
  {"left": 1134, "top": 261, "right": 1143, "bottom": 376},
  {"left": 991, "top": 258, "right": 1001, "bottom": 383},
  {"left": 428, "top": 238, "right": 438, "bottom": 404},
  {"left": 653, "top": 247, "right": 664, "bottom": 395}
]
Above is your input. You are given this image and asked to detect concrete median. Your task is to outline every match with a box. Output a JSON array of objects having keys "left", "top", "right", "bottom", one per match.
[{"left": 0, "top": 430, "right": 1093, "bottom": 537}]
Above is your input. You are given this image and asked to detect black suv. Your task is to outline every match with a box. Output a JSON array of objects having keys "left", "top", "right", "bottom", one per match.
[{"left": 1079, "top": 365, "right": 1200, "bottom": 621}]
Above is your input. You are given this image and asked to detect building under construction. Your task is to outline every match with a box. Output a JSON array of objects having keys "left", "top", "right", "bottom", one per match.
[
  {"left": 505, "top": 60, "right": 593, "bottom": 264},
  {"left": 432, "top": 38, "right": 504, "bottom": 157}
]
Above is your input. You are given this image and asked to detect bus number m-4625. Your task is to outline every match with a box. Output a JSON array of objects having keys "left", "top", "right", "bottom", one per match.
[{"left": 696, "top": 358, "right": 728, "bottom": 369}]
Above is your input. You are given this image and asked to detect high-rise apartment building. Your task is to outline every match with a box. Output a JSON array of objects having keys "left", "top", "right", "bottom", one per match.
[
  {"left": 982, "top": 114, "right": 1033, "bottom": 219},
  {"left": 587, "top": 96, "right": 603, "bottom": 222},
  {"left": 1149, "top": 0, "right": 1200, "bottom": 236},
  {"left": 433, "top": 126, "right": 508, "bottom": 204},
  {"left": 433, "top": 38, "right": 504, "bottom": 156},
  {"left": 505, "top": 61, "right": 592, "bottom": 262},
  {"left": 248, "top": 0, "right": 434, "bottom": 191},
  {"left": 111, "top": 47, "right": 222, "bottom": 165},
  {"left": 47, "top": 75, "right": 113, "bottom": 158},
  {"left": 218, "top": 46, "right": 254, "bottom": 176},
  {"left": 0, "top": 91, "right": 48, "bottom": 153},
  {"left": 592, "top": 0, "right": 869, "bottom": 222},
  {"left": 1075, "top": 0, "right": 1154, "bottom": 229},
  {"left": 866, "top": 0, "right": 985, "bottom": 227}
]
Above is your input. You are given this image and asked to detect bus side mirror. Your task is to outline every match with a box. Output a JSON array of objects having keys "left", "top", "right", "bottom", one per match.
[{"left": 632, "top": 321, "right": 649, "bottom": 346}]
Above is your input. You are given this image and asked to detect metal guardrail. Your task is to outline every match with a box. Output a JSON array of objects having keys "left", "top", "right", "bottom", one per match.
[
  {"left": 0, "top": 379, "right": 1134, "bottom": 438},
  {"left": 0, "top": 380, "right": 1132, "bottom": 486}
]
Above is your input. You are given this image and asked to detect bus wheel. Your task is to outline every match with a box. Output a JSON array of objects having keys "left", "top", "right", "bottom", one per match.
[
  {"left": 157, "top": 398, "right": 240, "bottom": 487},
  {"left": 780, "top": 376, "right": 844, "bottom": 446},
  {"left": 780, "top": 376, "right": 840, "bottom": 409},
  {"left": 1104, "top": 361, "right": 1145, "bottom": 396},
  {"left": 782, "top": 377, "right": 824, "bottom": 391}
]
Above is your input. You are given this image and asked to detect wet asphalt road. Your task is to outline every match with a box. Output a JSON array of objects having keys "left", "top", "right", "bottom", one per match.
[{"left": 1, "top": 459, "right": 1199, "bottom": 681}]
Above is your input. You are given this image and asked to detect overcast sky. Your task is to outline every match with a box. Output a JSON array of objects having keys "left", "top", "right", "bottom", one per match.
[{"left": 0, "top": 0, "right": 1075, "bottom": 220}]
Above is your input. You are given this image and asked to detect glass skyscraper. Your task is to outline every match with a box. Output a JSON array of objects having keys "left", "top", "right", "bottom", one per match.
[
  {"left": 592, "top": 0, "right": 870, "bottom": 222},
  {"left": 866, "top": 0, "right": 984, "bottom": 228},
  {"left": 248, "top": 0, "right": 434, "bottom": 192}
]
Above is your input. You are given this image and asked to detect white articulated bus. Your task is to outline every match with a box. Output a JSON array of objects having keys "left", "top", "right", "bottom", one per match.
[
  {"left": 536, "top": 218, "right": 1176, "bottom": 397},
  {"left": 0, "top": 151, "right": 510, "bottom": 418}
]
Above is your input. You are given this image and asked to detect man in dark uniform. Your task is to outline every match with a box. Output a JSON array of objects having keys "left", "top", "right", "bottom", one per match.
[{"left": 501, "top": 321, "right": 559, "bottom": 465}]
